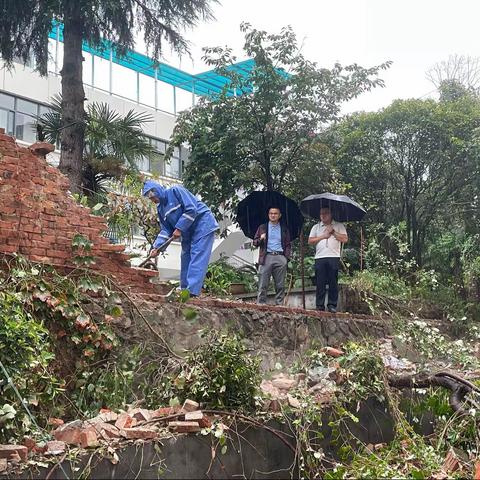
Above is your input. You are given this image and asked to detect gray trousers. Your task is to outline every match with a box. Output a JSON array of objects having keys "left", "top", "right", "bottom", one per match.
[{"left": 257, "top": 254, "right": 288, "bottom": 305}]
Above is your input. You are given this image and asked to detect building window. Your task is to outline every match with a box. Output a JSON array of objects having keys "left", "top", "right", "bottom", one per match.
[
  {"left": 15, "top": 112, "right": 37, "bottom": 143},
  {"left": 0, "top": 91, "right": 53, "bottom": 144}
]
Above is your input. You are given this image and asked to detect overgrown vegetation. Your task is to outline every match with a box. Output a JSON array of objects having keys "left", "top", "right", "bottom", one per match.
[
  {"left": 0, "top": 254, "right": 125, "bottom": 442},
  {"left": 204, "top": 258, "right": 257, "bottom": 296},
  {"left": 166, "top": 329, "right": 261, "bottom": 410},
  {"left": 285, "top": 342, "right": 480, "bottom": 479}
]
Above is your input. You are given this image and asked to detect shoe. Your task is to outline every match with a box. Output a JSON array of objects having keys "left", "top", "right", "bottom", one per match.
[
  {"left": 327, "top": 307, "right": 336, "bottom": 313},
  {"left": 316, "top": 307, "right": 325, "bottom": 311}
]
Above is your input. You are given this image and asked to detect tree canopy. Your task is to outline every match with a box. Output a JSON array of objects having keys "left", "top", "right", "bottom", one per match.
[
  {"left": 168, "top": 23, "right": 390, "bottom": 219},
  {"left": 327, "top": 96, "right": 480, "bottom": 265},
  {"left": 0, "top": 0, "right": 216, "bottom": 192}
]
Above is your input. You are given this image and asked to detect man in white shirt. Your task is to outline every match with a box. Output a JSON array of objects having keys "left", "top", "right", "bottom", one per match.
[{"left": 308, "top": 207, "right": 348, "bottom": 313}]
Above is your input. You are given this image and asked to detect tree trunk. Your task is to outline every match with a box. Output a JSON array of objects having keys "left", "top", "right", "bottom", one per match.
[{"left": 58, "top": 9, "right": 85, "bottom": 194}]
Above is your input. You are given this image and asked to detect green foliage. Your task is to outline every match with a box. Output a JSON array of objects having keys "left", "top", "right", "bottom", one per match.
[
  {"left": 0, "top": 1, "right": 215, "bottom": 76},
  {"left": 39, "top": 98, "right": 156, "bottom": 195},
  {"left": 327, "top": 434, "right": 444, "bottom": 479},
  {"left": 70, "top": 348, "right": 143, "bottom": 415},
  {"left": 169, "top": 23, "right": 389, "bottom": 221},
  {"left": 72, "top": 233, "right": 95, "bottom": 266},
  {"left": 204, "top": 258, "right": 257, "bottom": 296},
  {"left": 329, "top": 97, "right": 480, "bottom": 266},
  {"left": 103, "top": 188, "right": 160, "bottom": 248},
  {"left": 170, "top": 330, "right": 261, "bottom": 410},
  {"left": 395, "top": 319, "right": 479, "bottom": 368},
  {"left": 0, "top": 290, "right": 59, "bottom": 442},
  {"left": 336, "top": 342, "right": 387, "bottom": 403},
  {"left": 0, "top": 256, "right": 124, "bottom": 441}
]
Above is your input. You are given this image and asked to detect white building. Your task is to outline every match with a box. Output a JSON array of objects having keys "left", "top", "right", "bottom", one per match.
[{"left": 0, "top": 26, "right": 256, "bottom": 280}]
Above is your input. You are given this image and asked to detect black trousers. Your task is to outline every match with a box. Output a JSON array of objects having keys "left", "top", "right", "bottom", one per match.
[{"left": 315, "top": 257, "right": 340, "bottom": 309}]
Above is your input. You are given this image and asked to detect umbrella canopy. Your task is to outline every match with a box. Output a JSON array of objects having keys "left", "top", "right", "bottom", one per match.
[
  {"left": 236, "top": 191, "right": 304, "bottom": 240},
  {"left": 300, "top": 192, "right": 366, "bottom": 222}
]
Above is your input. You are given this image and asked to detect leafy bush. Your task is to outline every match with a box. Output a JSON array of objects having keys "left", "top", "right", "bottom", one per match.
[
  {"left": 348, "top": 269, "right": 411, "bottom": 300},
  {"left": 170, "top": 330, "right": 260, "bottom": 410},
  {"left": 395, "top": 319, "right": 479, "bottom": 368},
  {"left": 0, "top": 292, "right": 59, "bottom": 442},
  {"left": 204, "top": 258, "right": 257, "bottom": 296},
  {"left": 70, "top": 347, "right": 142, "bottom": 415}
]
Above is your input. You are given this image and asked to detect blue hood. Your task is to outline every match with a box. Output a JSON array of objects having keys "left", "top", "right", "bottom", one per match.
[{"left": 142, "top": 180, "right": 167, "bottom": 203}]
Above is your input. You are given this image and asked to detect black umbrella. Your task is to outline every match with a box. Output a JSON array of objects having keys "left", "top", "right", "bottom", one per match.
[
  {"left": 300, "top": 192, "right": 366, "bottom": 222},
  {"left": 236, "top": 191, "right": 304, "bottom": 240}
]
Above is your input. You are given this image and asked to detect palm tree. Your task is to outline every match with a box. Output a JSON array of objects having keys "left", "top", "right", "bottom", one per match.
[
  {"left": 39, "top": 96, "right": 156, "bottom": 195},
  {"left": 0, "top": 0, "right": 216, "bottom": 192}
]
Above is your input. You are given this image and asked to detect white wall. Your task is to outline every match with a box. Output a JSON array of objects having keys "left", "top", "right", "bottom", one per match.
[{"left": 0, "top": 61, "right": 176, "bottom": 141}]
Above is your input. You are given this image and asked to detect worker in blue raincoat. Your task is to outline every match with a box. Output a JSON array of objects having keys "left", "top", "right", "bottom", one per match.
[{"left": 142, "top": 180, "right": 218, "bottom": 297}]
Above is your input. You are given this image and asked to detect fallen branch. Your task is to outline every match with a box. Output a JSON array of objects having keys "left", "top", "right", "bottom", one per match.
[{"left": 388, "top": 371, "right": 479, "bottom": 412}]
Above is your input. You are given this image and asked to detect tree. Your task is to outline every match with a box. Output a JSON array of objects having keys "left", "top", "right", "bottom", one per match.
[
  {"left": 39, "top": 97, "right": 155, "bottom": 196},
  {"left": 0, "top": 0, "right": 215, "bottom": 192},
  {"left": 168, "top": 23, "right": 390, "bottom": 219},
  {"left": 427, "top": 54, "right": 480, "bottom": 100},
  {"left": 328, "top": 97, "right": 480, "bottom": 265}
]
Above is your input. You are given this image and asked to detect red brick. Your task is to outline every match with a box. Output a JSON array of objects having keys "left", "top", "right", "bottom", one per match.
[
  {"left": 79, "top": 429, "right": 98, "bottom": 448},
  {"left": 92, "top": 422, "right": 121, "bottom": 441},
  {"left": 48, "top": 417, "right": 64, "bottom": 428},
  {"left": 0, "top": 245, "right": 18, "bottom": 253},
  {"left": 322, "top": 347, "right": 344, "bottom": 358},
  {"left": 0, "top": 445, "right": 28, "bottom": 462},
  {"left": 182, "top": 399, "right": 200, "bottom": 413},
  {"left": 115, "top": 413, "right": 137, "bottom": 430},
  {"left": 22, "top": 437, "right": 36, "bottom": 452},
  {"left": 167, "top": 421, "right": 201, "bottom": 433},
  {"left": 29, "top": 255, "right": 52, "bottom": 263},
  {"left": 128, "top": 408, "right": 153, "bottom": 422},
  {"left": 98, "top": 244, "right": 126, "bottom": 252},
  {"left": 184, "top": 411, "right": 212, "bottom": 428},
  {"left": 49, "top": 250, "right": 70, "bottom": 259},
  {"left": 28, "top": 248, "right": 47, "bottom": 256},
  {"left": 96, "top": 409, "right": 118, "bottom": 423},
  {"left": 152, "top": 406, "right": 179, "bottom": 417},
  {"left": 121, "top": 427, "right": 158, "bottom": 440},
  {"left": 45, "top": 440, "right": 66, "bottom": 455},
  {"left": 53, "top": 421, "right": 83, "bottom": 445}
]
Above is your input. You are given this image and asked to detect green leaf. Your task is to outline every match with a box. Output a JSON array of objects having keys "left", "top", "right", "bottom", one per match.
[
  {"left": 182, "top": 307, "right": 198, "bottom": 321},
  {"left": 179, "top": 289, "right": 191, "bottom": 303}
]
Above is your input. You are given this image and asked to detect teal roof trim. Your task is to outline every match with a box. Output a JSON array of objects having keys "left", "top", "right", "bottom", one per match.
[{"left": 49, "top": 23, "right": 253, "bottom": 97}]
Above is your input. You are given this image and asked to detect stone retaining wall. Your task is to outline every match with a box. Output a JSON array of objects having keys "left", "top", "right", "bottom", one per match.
[{"left": 126, "top": 296, "right": 392, "bottom": 371}]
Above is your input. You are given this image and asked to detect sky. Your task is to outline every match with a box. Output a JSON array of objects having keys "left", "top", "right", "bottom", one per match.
[{"left": 157, "top": 0, "right": 480, "bottom": 114}]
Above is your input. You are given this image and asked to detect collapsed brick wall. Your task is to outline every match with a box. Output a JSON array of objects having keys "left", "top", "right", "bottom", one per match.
[{"left": 0, "top": 130, "right": 160, "bottom": 293}]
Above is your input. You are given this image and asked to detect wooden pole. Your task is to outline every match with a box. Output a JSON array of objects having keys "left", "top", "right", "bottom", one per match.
[{"left": 300, "top": 230, "right": 306, "bottom": 310}]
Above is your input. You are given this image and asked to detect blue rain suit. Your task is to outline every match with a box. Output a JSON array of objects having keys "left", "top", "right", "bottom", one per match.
[{"left": 143, "top": 180, "right": 218, "bottom": 296}]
